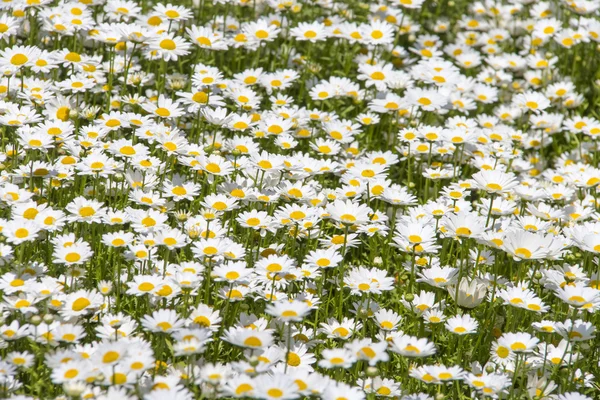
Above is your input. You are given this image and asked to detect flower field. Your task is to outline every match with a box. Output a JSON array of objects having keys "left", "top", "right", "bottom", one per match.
[{"left": 0, "top": 0, "right": 600, "bottom": 399}]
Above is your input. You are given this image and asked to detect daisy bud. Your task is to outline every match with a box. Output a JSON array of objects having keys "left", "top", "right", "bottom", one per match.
[
  {"left": 113, "top": 173, "right": 125, "bottom": 183},
  {"left": 307, "top": 63, "right": 322, "bottom": 74},
  {"left": 373, "top": 256, "right": 383, "bottom": 265},
  {"left": 435, "top": 394, "right": 445, "bottom": 400},
  {"left": 68, "top": 109, "right": 78, "bottom": 119},
  {"left": 131, "top": 74, "right": 142, "bottom": 85},
  {"left": 169, "top": 78, "right": 186, "bottom": 90},
  {"left": 366, "top": 366, "right": 379, "bottom": 377},
  {"left": 231, "top": 149, "right": 242, "bottom": 157},
  {"left": 404, "top": 293, "right": 414, "bottom": 302},
  {"left": 580, "top": 343, "right": 591, "bottom": 354},
  {"left": 187, "top": 227, "right": 200, "bottom": 239},
  {"left": 176, "top": 211, "right": 190, "bottom": 222},
  {"left": 448, "top": 1, "right": 454, "bottom": 6},
  {"left": 449, "top": 278, "right": 487, "bottom": 308},
  {"left": 43, "top": 314, "right": 54, "bottom": 324},
  {"left": 239, "top": 303, "right": 250, "bottom": 312},
  {"left": 533, "top": 271, "right": 543, "bottom": 280},
  {"left": 31, "top": 315, "right": 42, "bottom": 326},
  {"left": 357, "top": 308, "right": 370, "bottom": 319},
  {"left": 82, "top": 109, "right": 97, "bottom": 120},
  {"left": 249, "top": 356, "right": 260, "bottom": 367},
  {"left": 485, "top": 364, "right": 495, "bottom": 373},
  {"left": 63, "top": 381, "right": 85, "bottom": 397}
]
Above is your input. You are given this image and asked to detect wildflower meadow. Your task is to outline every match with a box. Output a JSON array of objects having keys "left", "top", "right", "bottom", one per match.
[{"left": 0, "top": 0, "right": 600, "bottom": 399}]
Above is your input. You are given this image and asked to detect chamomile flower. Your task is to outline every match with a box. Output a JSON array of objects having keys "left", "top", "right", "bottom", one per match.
[
  {"left": 149, "top": 34, "right": 192, "bottom": 61},
  {"left": 445, "top": 314, "right": 479, "bottom": 335}
]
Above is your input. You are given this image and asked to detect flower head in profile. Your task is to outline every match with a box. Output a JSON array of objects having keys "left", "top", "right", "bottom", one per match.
[{"left": 448, "top": 278, "right": 488, "bottom": 309}]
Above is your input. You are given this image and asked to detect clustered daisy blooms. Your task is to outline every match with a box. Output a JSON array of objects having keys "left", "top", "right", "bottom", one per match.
[{"left": 0, "top": 0, "right": 598, "bottom": 399}]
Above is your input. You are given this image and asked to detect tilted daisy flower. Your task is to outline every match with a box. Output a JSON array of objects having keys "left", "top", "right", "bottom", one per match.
[
  {"left": 497, "top": 332, "right": 539, "bottom": 354},
  {"left": 344, "top": 266, "right": 394, "bottom": 295},
  {"left": 66, "top": 197, "right": 106, "bottom": 224},
  {"left": 318, "top": 348, "right": 356, "bottom": 369},
  {"left": 445, "top": 314, "right": 479, "bottom": 335},
  {"left": 471, "top": 169, "right": 519, "bottom": 194},
  {"left": 265, "top": 300, "right": 311, "bottom": 322},
  {"left": 141, "top": 309, "right": 185, "bottom": 334},
  {"left": 390, "top": 334, "right": 437, "bottom": 358},
  {"left": 345, "top": 338, "right": 389, "bottom": 366},
  {"left": 61, "top": 290, "right": 104, "bottom": 318},
  {"left": 222, "top": 327, "right": 274, "bottom": 350},
  {"left": 141, "top": 95, "right": 185, "bottom": 119},
  {"left": 326, "top": 199, "right": 373, "bottom": 226},
  {"left": 148, "top": 34, "right": 192, "bottom": 61}
]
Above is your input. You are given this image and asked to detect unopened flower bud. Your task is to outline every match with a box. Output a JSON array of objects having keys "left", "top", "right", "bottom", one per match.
[
  {"left": 357, "top": 307, "right": 370, "bottom": 319},
  {"left": 187, "top": 227, "right": 200, "bottom": 239},
  {"left": 108, "top": 171, "right": 123, "bottom": 182},
  {"left": 176, "top": 211, "right": 190, "bottom": 222},
  {"left": 449, "top": 278, "right": 488, "bottom": 308},
  {"left": 249, "top": 356, "right": 260, "bottom": 367},
  {"left": 63, "top": 381, "right": 85, "bottom": 397}
]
